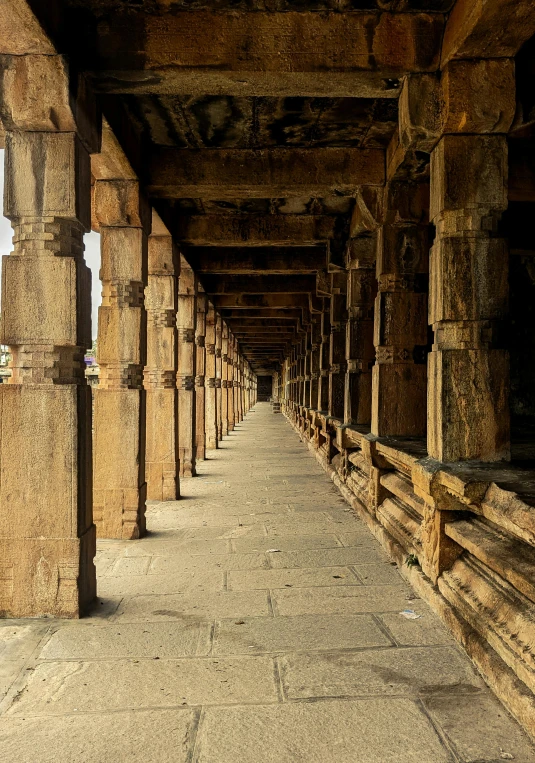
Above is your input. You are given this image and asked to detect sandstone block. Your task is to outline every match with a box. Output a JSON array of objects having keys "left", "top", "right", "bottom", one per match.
[
  {"left": 427, "top": 348, "right": 510, "bottom": 462},
  {"left": 4, "top": 131, "right": 91, "bottom": 228}
]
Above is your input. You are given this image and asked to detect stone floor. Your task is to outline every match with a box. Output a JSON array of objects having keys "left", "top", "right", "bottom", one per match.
[{"left": 0, "top": 403, "right": 534, "bottom": 762}]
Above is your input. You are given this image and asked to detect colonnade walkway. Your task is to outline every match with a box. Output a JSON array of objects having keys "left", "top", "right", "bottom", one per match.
[{"left": 0, "top": 403, "right": 533, "bottom": 762}]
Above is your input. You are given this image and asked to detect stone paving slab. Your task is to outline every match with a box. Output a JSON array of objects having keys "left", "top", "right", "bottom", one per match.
[
  {"left": 115, "top": 590, "right": 272, "bottom": 621},
  {"left": 148, "top": 552, "right": 269, "bottom": 574},
  {"left": 228, "top": 566, "right": 362, "bottom": 591},
  {"left": 279, "top": 645, "right": 485, "bottom": 699},
  {"left": 0, "top": 404, "right": 533, "bottom": 761},
  {"left": 272, "top": 583, "right": 414, "bottom": 615},
  {"left": 213, "top": 614, "right": 392, "bottom": 655},
  {"left": 231, "top": 533, "right": 341, "bottom": 553},
  {"left": 39, "top": 621, "right": 212, "bottom": 660},
  {"left": 267, "top": 547, "right": 387, "bottom": 568},
  {"left": 99, "top": 571, "right": 225, "bottom": 597},
  {"left": 194, "top": 699, "right": 453, "bottom": 763},
  {"left": 8, "top": 656, "right": 278, "bottom": 716},
  {"left": 0, "top": 709, "right": 197, "bottom": 763}
]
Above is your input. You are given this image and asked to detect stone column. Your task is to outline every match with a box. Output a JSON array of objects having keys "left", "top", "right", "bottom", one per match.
[
  {"left": 345, "top": 238, "right": 377, "bottom": 426},
  {"left": 318, "top": 298, "right": 331, "bottom": 413},
  {"left": 304, "top": 324, "right": 312, "bottom": 407},
  {"left": 216, "top": 313, "right": 223, "bottom": 442},
  {"left": 428, "top": 136, "right": 510, "bottom": 461},
  {"left": 205, "top": 303, "right": 218, "bottom": 449},
  {"left": 93, "top": 179, "right": 150, "bottom": 540},
  {"left": 227, "top": 334, "right": 236, "bottom": 431},
  {"left": 329, "top": 274, "right": 347, "bottom": 420},
  {"left": 310, "top": 317, "right": 321, "bottom": 409},
  {"left": 144, "top": 213, "right": 180, "bottom": 501},
  {"left": 371, "top": 181, "right": 428, "bottom": 438},
  {"left": 177, "top": 256, "right": 197, "bottom": 477},
  {"left": 0, "top": 113, "right": 96, "bottom": 617},
  {"left": 236, "top": 354, "right": 243, "bottom": 423},
  {"left": 221, "top": 322, "right": 230, "bottom": 437},
  {"left": 195, "top": 289, "right": 207, "bottom": 462}
]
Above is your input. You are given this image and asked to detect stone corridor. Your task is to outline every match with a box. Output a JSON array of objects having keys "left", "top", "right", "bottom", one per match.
[{"left": 0, "top": 404, "right": 532, "bottom": 762}]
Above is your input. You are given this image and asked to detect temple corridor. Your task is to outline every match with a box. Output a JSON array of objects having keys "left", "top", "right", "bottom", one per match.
[{"left": 0, "top": 404, "right": 532, "bottom": 761}]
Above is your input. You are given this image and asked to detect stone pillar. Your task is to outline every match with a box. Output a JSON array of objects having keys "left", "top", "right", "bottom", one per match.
[
  {"left": 221, "top": 322, "right": 230, "bottom": 437},
  {"left": 304, "top": 325, "right": 312, "bottom": 407},
  {"left": 177, "top": 256, "right": 197, "bottom": 476},
  {"left": 216, "top": 313, "right": 223, "bottom": 442},
  {"left": 345, "top": 238, "right": 377, "bottom": 426},
  {"left": 318, "top": 298, "right": 331, "bottom": 413},
  {"left": 227, "top": 334, "right": 236, "bottom": 431},
  {"left": 93, "top": 179, "right": 150, "bottom": 540},
  {"left": 310, "top": 317, "right": 321, "bottom": 409},
  {"left": 195, "top": 289, "right": 207, "bottom": 462},
  {"left": 236, "top": 354, "right": 243, "bottom": 423},
  {"left": 205, "top": 303, "right": 218, "bottom": 449},
  {"left": 144, "top": 213, "right": 180, "bottom": 501},
  {"left": 0, "top": 118, "right": 96, "bottom": 617},
  {"left": 371, "top": 182, "right": 428, "bottom": 438},
  {"left": 329, "top": 274, "right": 347, "bottom": 420},
  {"left": 428, "top": 136, "right": 510, "bottom": 461}
]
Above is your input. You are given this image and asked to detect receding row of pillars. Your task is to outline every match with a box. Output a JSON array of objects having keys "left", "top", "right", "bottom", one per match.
[
  {"left": 0, "top": 129, "right": 256, "bottom": 618},
  {"left": 282, "top": 135, "right": 510, "bottom": 467}
]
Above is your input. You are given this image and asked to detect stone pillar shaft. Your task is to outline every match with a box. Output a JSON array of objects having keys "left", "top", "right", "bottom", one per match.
[
  {"left": 428, "top": 135, "right": 510, "bottom": 461},
  {"left": 371, "top": 182, "right": 428, "bottom": 438},
  {"left": 195, "top": 291, "right": 207, "bottom": 461},
  {"left": 144, "top": 216, "right": 180, "bottom": 501},
  {"left": 345, "top": 238, "right": 377, "bottom": 426},
  {"left": 227, "top": 335, "right": 236, "bottom": 431},
  {"left": 310, "top": 317, "right": 321, "bottom": 409},
  {"left": 221, "top": 323, "right": 230, "bottom": 437},
  {"left": 319, "top": 299, "right": 331, "bottom": 412},
  {"left": 205, "top": 303, "right": 218, "bottom": 449},
  {"left": 216, "top": 314, "right": 223, "bottom": 442},
  {"left": 177, "top": 257, "right": 197, "bottom": 476},
  {"left": 0, "top": 127, "right": 95, "bottom": 617},
  {"left": 93, "top": 179, "right": 150, "bottom": 540},
  {"left": 329, "top": 275, "right": 347, "bottom": 419}
]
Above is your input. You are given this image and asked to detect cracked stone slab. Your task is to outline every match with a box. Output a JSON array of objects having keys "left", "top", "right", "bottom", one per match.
[
  {"left": 213, "top": 614, "right": 392, "bottom": 655},
  {"left": 0, "top": 709, "right": 197, "bottom": 762},
  {"left": 8, "top": 656, "right": 278, "bottom": 716},
  {"left": 39, "top": 621, "right": 212, "bottom": 660},
  {"left": 273, "top": 584, "right": 413, "bottom": 616},
  {"left": 279, "top": 646, "right": 484, "bottom": 700},
  {"left": 228, "top": 567, "right": 361, "bottom": 591},
  {"left": 194, "top": 699, "right": 452, "bottom": 763}
]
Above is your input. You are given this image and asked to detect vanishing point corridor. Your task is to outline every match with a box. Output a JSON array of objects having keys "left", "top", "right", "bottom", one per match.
[{"left": 0, "top": 404, "right": 532, "bottom": 762}]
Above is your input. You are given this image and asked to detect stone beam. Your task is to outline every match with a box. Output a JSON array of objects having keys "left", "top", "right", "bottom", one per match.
[
  {"left": 441, "top": 0, "right": 535, "bottom": 64},
  {"left": 186, "top": 247, "right": 327, "bottom": 274},
  {"left": 175, "top": 215, "right": 339, "bottom": 245},
  {"left": 214, "top": 294, "right": 309, "bottom": 309},
  {"left": 225, "top": 319, "right": 300, "bottom": 328},
  {"left": 88, "top": 11, "right": 444, "bottom": 98},
  {"left": 148, "top": 148, "right": 384, "bottom": 199},
  {"left": 201, "top": 275, "right": 316, "bottom": 295},
  {"left": 221, "top": 310, "right": 302, "bottom": 320}
]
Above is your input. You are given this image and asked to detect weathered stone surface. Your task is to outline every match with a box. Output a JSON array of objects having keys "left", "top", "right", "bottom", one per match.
[
  {"left": 40, "top": 621, "right": 212, "bottom": 660},
  {"left": 8, "top": 657, "right": 278, "bottom": 715},
  {"left": 0, "top": 710, "right": 197, "bottom": 763},
  {"left": 214, "top": 613, "right": 391, "bottom": 655},
  {"left": 280, "top": 645, "right": 484, "bottom": 699},
  {"left": 273, "top": 584, "right": 412, "bottom": 616},
  {"left": 196, "top": 699, "right": 452, "bottom": 763}
]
